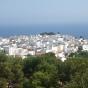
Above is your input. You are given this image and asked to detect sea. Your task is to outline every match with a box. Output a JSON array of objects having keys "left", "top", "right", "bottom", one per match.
[{"left": 0, "top": 24, "right": 88, "bottom": 38}]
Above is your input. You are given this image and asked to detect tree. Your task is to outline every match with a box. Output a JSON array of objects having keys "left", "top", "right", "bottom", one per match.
[
  {"left": 23, "top": 53, "right": 60, "bottom": 88},
  {"left": 10, "top": 57, "right": 24, "bottom": 88},
  {"left": 23, "top": 56, "right": 41, "bottom": 78},
  {"left": 0, "top": 78, "right": 7, "bottom": 88}
]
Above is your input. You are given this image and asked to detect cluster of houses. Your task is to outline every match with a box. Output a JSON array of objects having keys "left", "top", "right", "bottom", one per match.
[{"left": 0, "top": 33, "right": 88, "bottom": 61}]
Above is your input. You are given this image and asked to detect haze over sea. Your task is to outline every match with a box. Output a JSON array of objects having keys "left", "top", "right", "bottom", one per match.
[
  {"left": 0, "top": 24, "right": 88, "bottom": 38},
  {"left": 1, "top": 0, "right": 88, "bottom": 38}
]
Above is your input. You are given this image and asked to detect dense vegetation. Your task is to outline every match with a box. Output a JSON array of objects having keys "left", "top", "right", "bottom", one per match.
[
  {"left": 40, "top": 32, "right": 56, "bottom": 35},
  {"left": 0, "top": 51, "right": 88, "bottom": 88}
]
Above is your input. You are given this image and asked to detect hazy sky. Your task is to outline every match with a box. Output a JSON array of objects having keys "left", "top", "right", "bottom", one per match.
[{"left": 0, "top": 0, "right": 88, "bottom": 26}]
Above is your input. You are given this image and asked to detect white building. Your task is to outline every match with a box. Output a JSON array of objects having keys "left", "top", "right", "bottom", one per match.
[
  {"left": 82, "top": 45, "right": 88, "bottom": 51},
  {"left": 28, "top": 50, "right": 35, "bottom": 55}
]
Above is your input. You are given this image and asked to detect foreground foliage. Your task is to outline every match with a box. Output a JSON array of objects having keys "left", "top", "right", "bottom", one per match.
[{"left": 0, "top": 52, "right": 88, "bottom": 88}]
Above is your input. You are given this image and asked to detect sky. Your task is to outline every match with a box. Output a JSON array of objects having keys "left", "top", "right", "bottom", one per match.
[{"left": 0, "top": 0, "right": 88, "bottom": 26}]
